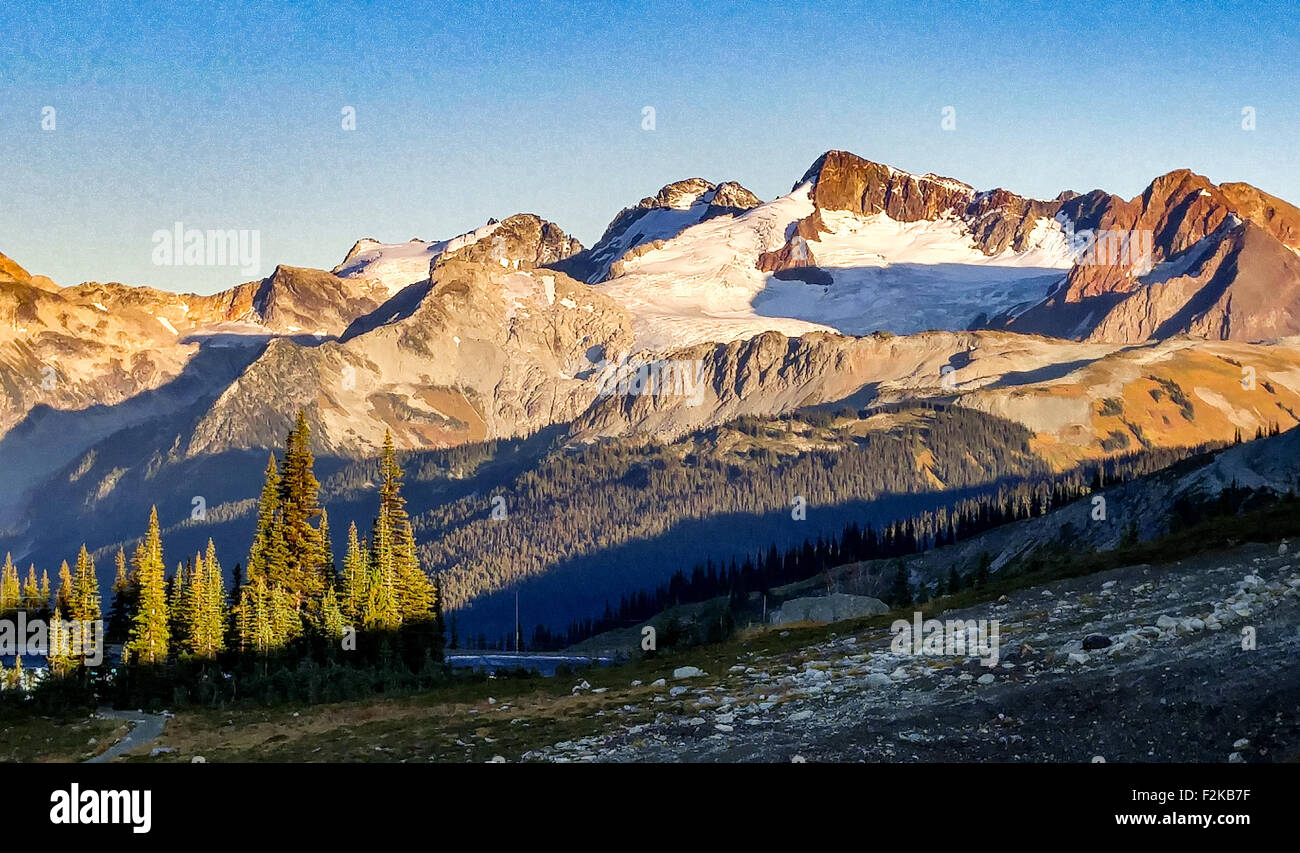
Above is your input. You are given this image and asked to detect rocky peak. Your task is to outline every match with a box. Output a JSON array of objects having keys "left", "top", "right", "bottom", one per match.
[
  {"left": 555, "top": 177, "right": 761, "bottom": 283},
  {"left": 0, "top": 250, "right": 59, "bottom": 293},
  {"left": 439, "top": 213, "right": 583, "bottom": 271},
  {"left": 0, "top": 251, "right": 32, "bottom": 286},
  {"left": 244, "top": 264, "right": 386, "bottom": 337},
  {"left": 649, "top": 178, "right": 716, "bottom": 209},
  {"left": 709, "top": 181, "right": 762, "bottom": 210},
  {"left": 798, "top": 150, "right": 977, "bottom": 222}
]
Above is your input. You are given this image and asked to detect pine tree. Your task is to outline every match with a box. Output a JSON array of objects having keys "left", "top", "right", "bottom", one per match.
[
  {"left": 198, "top": 539, "right": 227, "bottom": 657},
  {"left": 340, "top": 522, "right": 367, "bottom": 623},
  {"left": 225, "top": 562, "right": 243, "bottom": 652},
  {"left": 247, "top": 454, "right": 289, "bottom": 588},
  {"left": 947, "top": 566, "right": 962, "bottom": 598},
  {"left": 974, "top": 551, "right": 992, "bottom": 589},
  {"left": 169, "top": 562, "right": 190, "bottom": 647},
  {"left": 270, "top": 584, "right": 301, "bottom": 646},
  {"left": 0, "top": 554, "right": 19, "bottom": 615},
  {"left": 21, "top": 566, "right": 40, "bottom": 612},
  {"left": 279, "top": 411, "right": 324, "bottom": 601},
  {"left": 106, "top": 548, "right": 134, "bottom": 644},
  {"left": 71, "top": 544, "right": 101, "bottom": 624},
  {"left": 55, "top": 560, "right": 73, "bottom": 614},
  {"left": 379, "top": 431, "right": 436, "bottom": 622},
  {"left": 889, "top": 561, "right": 912, "bottom": 608},
  {"left": 47, "top": 606, "right": 76, "bottom": 676},
  {"left": 319, "top": 508, "right": 336, "bottom": 588},
  {"left": 319, "top": 586, "right": 346, "bottom": 639},
  {"left": 362, "top": 513, "right": 400, "bottom": 631},
  {"left": 179, "top": 554, "right": 203, "bottom": 655},
  {"left": 237, "top": 576, "right": 274, "bottom": 655},
  {"left": 125, "top": 507, "right": 170, "bottom": 664}
]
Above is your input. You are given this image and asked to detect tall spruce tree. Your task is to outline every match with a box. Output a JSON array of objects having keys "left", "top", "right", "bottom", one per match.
[
  {"left": 0, "top": 554, "right": 18, "bottom": 615},
  {"left": 319, "top": 508, "right": 336, "bottom": 587},
  {"left": 179, "top": 554, "right": 203, "bottom": 655},
  {"left": 71, "top": 544, "right": 100, "bottom": 623},
  {"left": 47, "top": 606, "right": 75, "bottom": 677},
  {"left": 55, "top": 560, "right": 73, "bottom": 614},
  {"left": 106, "top": 548, "right": 134, "bottom": 643},
  {"left": 362, "top": 513, "right": 400, "bottom": 631},
  {"left": 247, "top": 454, "right": 289, "bottom": 587},
  {"left": 21, "top": 566, "right": 40, "bottom": 612},
  {"left": 319, "top": 586, "right": 346, "bottom": 639},
  {"left": 279, "top": 411, "right": 324, "bottom": 601},
  {"left": 169, "top": 562, "right": 190, "bottom": 648},
  {"left": 198, "top": 539, "right": 227, "bottom": 657},
  {"left": 125, "top": 507, "right": 170, "bottom": 664},
  {"left": 340, "top": 522, "right": 366, "bottom": 623},
  {"left": 379, "top": 430, "right": 436, "bottom": 621}
]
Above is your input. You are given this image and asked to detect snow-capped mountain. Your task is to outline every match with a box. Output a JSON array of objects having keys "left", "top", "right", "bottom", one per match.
[
  {"left": 4, "top": 148, "right": 1300, "bottom": 587},
  {"left": 335, "top": 214, "right": 584, "bottom": 297},
  {"left": 595, "top": 151, "right": 1076, "bottom": 350},
  {"left": 554, "top": 178, "right": 762, "bottom": 285}
]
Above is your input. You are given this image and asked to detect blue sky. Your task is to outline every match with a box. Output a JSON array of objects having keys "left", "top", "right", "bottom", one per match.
[{"left": 1, "top": 0, "right": 1296, "bottom": 293}]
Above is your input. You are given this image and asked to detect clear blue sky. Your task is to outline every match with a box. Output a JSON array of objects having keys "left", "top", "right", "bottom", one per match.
[{"left": 1, "top": 0, "right": 1296, "bottom": 294}]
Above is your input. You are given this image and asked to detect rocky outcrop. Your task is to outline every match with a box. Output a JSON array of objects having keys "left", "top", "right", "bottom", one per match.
[
  {"left": 754, "top": 151, "right": 1073, "bottom": 280},
  {"left": 710, "top": 181, "right": 762, "bottom": 211},
  {"left": 440, "top": 213, "right": 583, "bottom": 270},
  {"left": 0, "top": 251, "right": 32, "bottom": 286},
  {"left": 800, "top": 150, "right": 976, "bottom": 222},
  {"left": 769, "top": 593, "right": 890, "bottom": 625},
  {"left": 756, "top": 234, "right": 832, "bottom": 286},
  {"left": 243, "top": 265, "right": 387, "bottom": 337}
]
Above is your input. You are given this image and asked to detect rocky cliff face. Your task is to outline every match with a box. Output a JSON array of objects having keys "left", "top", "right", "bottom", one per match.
[
  {"left": 801, "top": 150, "right": 976, "bottom": 222},
  {"left": 570, "top": 326, "right": 1300, "bottom": 468},
  {"left": 992, "top": 169, "right": 1300, "bottom": 343},
  {"left": 794, "top": 150, "right": 1067, "bottom": 256}
]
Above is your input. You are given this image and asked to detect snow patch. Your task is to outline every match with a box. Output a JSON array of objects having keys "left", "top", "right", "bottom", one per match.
[{"left": 600, "top": 184, "right": 1072, "bottom": 350}]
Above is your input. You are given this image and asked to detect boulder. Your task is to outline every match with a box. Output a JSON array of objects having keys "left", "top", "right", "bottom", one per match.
[{"left": 769, "top": 593, "right": 890, "bottom": 626}]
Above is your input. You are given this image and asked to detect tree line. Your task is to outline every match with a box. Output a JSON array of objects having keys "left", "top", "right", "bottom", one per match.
[
  {"left": 530, "top": 439, "right": 1223, "bottom": 649},
  {"left": 1, "top": 412, "right": 447, "bottom": 706}
]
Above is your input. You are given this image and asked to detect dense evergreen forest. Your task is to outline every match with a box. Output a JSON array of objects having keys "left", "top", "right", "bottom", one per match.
[
  {"left": 0, "top": 412, "right": 448, "bottom": 711},
  {"left": 421, "top": 406, "right": 1050, "bottom": 610},
  {"left": 414, "top": 404, "right": 1219, "bottom": 640}
]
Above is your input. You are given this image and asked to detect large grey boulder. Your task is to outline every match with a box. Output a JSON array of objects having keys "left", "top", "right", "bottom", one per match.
[{"left": 770, "top": 593, "right": 890, "bottom": 626}]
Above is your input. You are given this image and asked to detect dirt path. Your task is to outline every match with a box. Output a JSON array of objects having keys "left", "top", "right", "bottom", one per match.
[{"left": 85, "top": 709, "right": 168, "bottom": 763}]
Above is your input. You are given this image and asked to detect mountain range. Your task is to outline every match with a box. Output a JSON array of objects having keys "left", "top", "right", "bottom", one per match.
[{"left": 4, "top": 148, "right": 1300, "bottom": 637}]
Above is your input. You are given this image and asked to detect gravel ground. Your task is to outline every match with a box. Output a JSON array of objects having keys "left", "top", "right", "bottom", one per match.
[{"left": 531, "top": 541, "right": 1300, "bottom": 762}]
